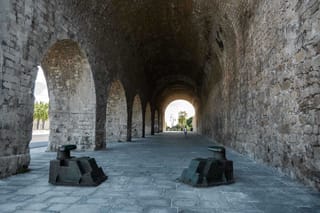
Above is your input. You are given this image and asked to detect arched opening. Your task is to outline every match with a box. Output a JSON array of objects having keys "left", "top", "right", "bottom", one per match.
[
  {"left": 41, "top": 40, "right": 96, "bottom": 151},
  {"left": 33, "top": 66, "right": 49, "bottom": 130},
  {"left": 145, "top": 103, "right": 152, "bottom": 136},
  {"left": 31, "top": 66, "right": 50, "bottom": 149},
  {"left": 106, "top": 80, "right": 127, "bottom": 143},
  {"left": 132, "top": 95, "right": 143, "bottom": 138},
  {"left": 164, "top": 100, "right": 196, "bottom": 132}
]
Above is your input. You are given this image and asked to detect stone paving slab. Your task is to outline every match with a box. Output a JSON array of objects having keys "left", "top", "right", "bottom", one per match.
[{"left": 0, "top": 132, "right": 319, "bottom": 213}]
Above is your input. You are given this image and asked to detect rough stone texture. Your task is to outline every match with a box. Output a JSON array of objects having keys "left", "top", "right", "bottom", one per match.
[
  {"left": 42, "top": 40, "right": 96, "bottom": 151},
  {"left": 0, "top": 0, "right": 319, "bottom": 190},
  {"left": 106, "top": 80, "right": 127, "bottom": 143},
  {"left": 198, "top": 0, "right": 320, "bottom": 189},
  {"left": 243, "top": 0, "right": 320, "bottom": 189},
  {"left": 154, "top": 110, "right": 159, "bottom": 133},
  {"left": 145, "top": 103, "right": 152, "bottom": 135},
  {"left": 132, "top": 95, "right": 143, "bottom": 138}
]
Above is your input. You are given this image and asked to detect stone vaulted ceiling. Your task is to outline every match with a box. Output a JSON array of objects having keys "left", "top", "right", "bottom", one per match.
[
  {"left": 106, "top": 0, "right": 207, "bottom": 97},
  {"left": 1, "top": 0, "right": 320, "bottom": 190},
  {"left": 62, "top": 0, "right": 251, "bottom": 104}
]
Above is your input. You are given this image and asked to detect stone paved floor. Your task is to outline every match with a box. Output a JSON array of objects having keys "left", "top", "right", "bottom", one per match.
[{"left": 0, "top": 132, "right": 319, "bottom": 213}]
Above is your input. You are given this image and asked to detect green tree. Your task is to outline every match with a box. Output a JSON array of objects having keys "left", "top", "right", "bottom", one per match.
[
  {"left": 33, "top": 103, "right": 41, "bottom": 129},
  {"left": 178, "top": 111, "right": 187, "bottom": 128},
  {"left": 40, "top": 103, "right": 49, "bottom": 129},
  {"left": 186, "top": 117, "right": 193, "bottom": 128},
  {"left": 33, "top": 102, "right": 49, "bottom": 129}
]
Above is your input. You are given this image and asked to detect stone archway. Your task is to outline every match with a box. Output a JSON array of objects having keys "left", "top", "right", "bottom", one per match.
[
  {"left": 145, "top": 103, "right": 152, "bottom": 136},
  {"left": 41, "top": 40, "right": 96, "bottom": 151},
  {"left": 106, "top": 80, "right": 127, "bottom": 143},
  {"left": 132, "top": 95, "right": 143, "bottom": 138},
  {"left": 164, "top": 99, "right": 196, "bottom": 132}
]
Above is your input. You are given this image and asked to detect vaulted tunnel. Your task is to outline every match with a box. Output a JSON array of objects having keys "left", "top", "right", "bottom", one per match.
[{"left": 1, "top": 0, "right": 319, "bottom": 190}]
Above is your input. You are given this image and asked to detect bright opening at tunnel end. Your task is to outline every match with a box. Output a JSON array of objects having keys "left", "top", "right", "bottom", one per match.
[{"left": 165, "top": 100, "right": 195, "bottom": 130}]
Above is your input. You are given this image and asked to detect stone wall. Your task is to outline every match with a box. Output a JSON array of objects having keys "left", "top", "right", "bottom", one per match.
[
  {"left": 154, "top": 110, "right": 159, "bottom": 133},
  {"left": 145, "top": 103, "right": 152, "bottom": 135},
  {"left": 199, "top": 0, "right": 320, "bottom": 189},
  {"left": 0, "top": 0, "right": 150, "bottom": 177},
  {"left": 241, "top": 0, "right": 319, "bottom": 189},
  {"left": 0, "top": 0, "right": 59, "bottom": 178},
  {"left": 132, "top": 95, "right": 143, "bottom": 138},
  {"left": 106, "top": 80, "right": 127, "bottom": 143},
  {"left": 1, "top": 0, "right": 318, "bottom": 190},
  {"left": 42, "top": 40, "right": 96, "bottom": 151},
  {"left": 57, "top": 1, "right": 151, "bottom": 147}
]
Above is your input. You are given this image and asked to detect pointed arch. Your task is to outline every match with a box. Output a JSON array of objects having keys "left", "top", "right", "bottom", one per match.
[
  {"left": 132, "top": 95, "right": 143, "bottom": 138},
  {"left": 106, "top": 80, "right": 128, "bottom": 143},
  {"left": 41, "top": 40, "right": 96, "bottom": 151}
]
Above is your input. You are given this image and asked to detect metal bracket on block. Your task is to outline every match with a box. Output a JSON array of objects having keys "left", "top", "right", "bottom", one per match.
[
  {"left": 49, "top": 145, "right": 107, "bottom": 186},
  {"left": 179, "top": 146, "right": 234, "bottom": 187}
]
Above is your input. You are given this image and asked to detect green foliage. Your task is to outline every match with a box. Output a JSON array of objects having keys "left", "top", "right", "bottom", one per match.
[
  {"left": 178, "top": 111, "right": 187, "bottom": 127},
  {"left": 33, "top": 103, "right": 42, "bottom": 121},
  {"left": 33, "top": 102, "right": 49, "bottom": 129},
  {"left": 167, "top": 112, "right": 194, "bottom": 132},
  {"left": 186, "top": 117, "right": 193, "bottom": 128}
]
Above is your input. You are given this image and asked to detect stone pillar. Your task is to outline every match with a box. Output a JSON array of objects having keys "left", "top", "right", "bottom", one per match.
[
  {"left": 131, "top": 95, "right": 143, "bottom": 138},
  {"left": 106, "top": 81, "right": 128, "bottom": 143},
  {"left": 151, "top": 107, "right": 155, "bottom": 135},
  {"left": 145, "top": 103, "right": 152, "bottom": 136},
  {"left": 0, "top": 0, "right": 32, "bottom": 178},
  {"left": 142, "top": 106, "right": 146, "bottom": 138},
  {"left": 126, "top": 97, "right": 133, "bottom": 142},
  {"left": 42, "top": 40, "right": 96, "bottom": 151}
]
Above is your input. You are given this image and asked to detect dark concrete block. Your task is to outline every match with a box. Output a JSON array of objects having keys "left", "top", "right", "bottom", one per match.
[
  {"left": 179, "top": 146, "right": 234, "bottom": 187},
  {"left": 49, "top": 145, "right": 107, "bottom": 186}
]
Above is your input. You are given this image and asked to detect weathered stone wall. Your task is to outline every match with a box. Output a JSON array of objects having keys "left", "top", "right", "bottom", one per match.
[
  {"left": 154, "top": 110, "right": 159, "bottom": 133},
  {"left": 58, "top": 1, "right": 151, "bottom": 147},
  {"left": 0, "top": 0, "right": 61, "bottom": 178},
  {"left": 145, "top": 103, "right": 152, "bottom": 135},
  {"left": 0, "top": 0, "right": 136, "bottom": 177},
  {"left": 199, "top": 0, "right": 320, "bottom": 189},
  {"left": 132, "top": 95, "right": 143, "bottom": 138},
  {"left": 199, "top": 54, "right": 224, "bottom": 140},
  {"left": 106, "top": 80, "right": 127, "bottom": 143},
  {"left": 238, "top": 0, "right": 319, "bottom": 189},
  {"left": 1, "top": 0, "right": 318, "bottom": 190},
  {"left": 0, "top": 0, "right": 150, "bottom": 177},
  {"left": 42, "top": 40, "right": 96, "bottom": 151}
]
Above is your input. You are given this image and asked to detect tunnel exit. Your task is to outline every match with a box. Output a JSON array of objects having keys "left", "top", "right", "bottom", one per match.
[{"left": 164, "top": 99, "right": 196, "bottom": 132}]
